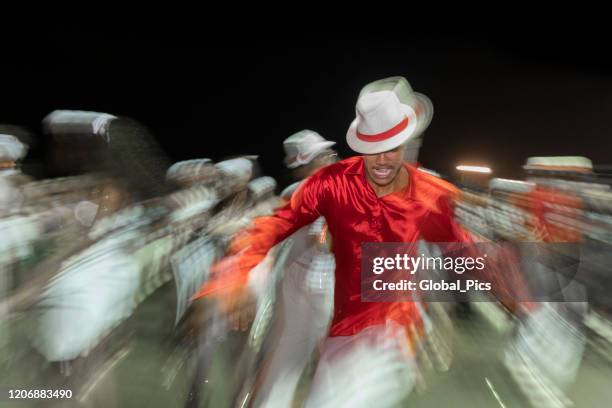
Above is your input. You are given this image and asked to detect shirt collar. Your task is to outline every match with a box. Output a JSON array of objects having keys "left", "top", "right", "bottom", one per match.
[{"left": 345, "top": 156, "right": 364, "bottom": 175}]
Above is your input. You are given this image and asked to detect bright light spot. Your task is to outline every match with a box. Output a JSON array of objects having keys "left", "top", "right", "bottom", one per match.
[{"left": 456, "top": 165, "right": 492, "bottom": 174}]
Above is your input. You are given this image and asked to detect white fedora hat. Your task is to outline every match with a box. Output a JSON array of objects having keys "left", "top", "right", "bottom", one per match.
[
  {"left": 0, "top": 134, "right": 27, "bottom": 162},
  {"left": 214, "top": 158, "right": 253, "bottom": 185},
  {"left": 43, "top": 110, "right": 118, "bottom": 142},
  {"left": 524, "top": 156, "right": 593, "bottom": 173},
  {"left": 166, "top": 158, "right": 216, "bottom": 185},
  {"left": 489, "top": 178, "right": 535, "bottom": 193},
  {"left": 247, "top": 176, "right": 277, "bottom": 201},
  {"left": 346, "top": 76, "right": 433, "bottom": 154},
  {"left": 283, "top": 130, "right": 336, "bottom": 169}
]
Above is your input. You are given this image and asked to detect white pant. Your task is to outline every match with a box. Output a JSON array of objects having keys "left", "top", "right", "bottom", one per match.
[
  {"left": 504, "top": 302, "right": 586, "bottom": 408},
  {"left": 254, "top": 247, "right": 334, "bottom": 408},
  {"left": 305, "top": 323, "right": 416, "bottom": 408}
]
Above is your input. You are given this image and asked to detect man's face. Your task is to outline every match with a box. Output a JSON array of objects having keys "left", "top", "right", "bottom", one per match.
[{"left": 363, "top": 144, "right": 406, "bottom": 187}]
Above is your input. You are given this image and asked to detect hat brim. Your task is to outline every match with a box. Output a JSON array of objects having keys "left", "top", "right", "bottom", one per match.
[
  {"left": 285, "top": 140, "right": 336, "bottom": 168},
  {"left": 346, "top": 93, "right": 433, "bottom": 155}
]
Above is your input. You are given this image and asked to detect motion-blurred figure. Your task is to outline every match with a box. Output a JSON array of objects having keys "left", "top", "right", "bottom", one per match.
[
  {"left": 192, "top": 76, "right": 476, "bottom": 408},
  {"left": 280, "top": 130, "right": 337, "bottom": 198},
  {"left": 25, "top": 111, "right": 174, "bottom": 404},
  {"left": 0, "top": 131, "right": 30, "bottom": 213},
  {"left": 176, "top": 157, "right": 287, "bottom": 407},
  {"left": 171, "top": 157, "right": 257, "bottom": 325},
  {"left": 503, "top": 156, "right": 591, "bottom": 408},
  {"left": 0, "top": 129, "right": 31, "bottom": 365},
  {"left": 254, "top": 130, "right": 337, "bottom": 408}
]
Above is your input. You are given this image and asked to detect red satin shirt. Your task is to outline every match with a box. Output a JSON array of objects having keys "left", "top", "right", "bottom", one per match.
[{"left": 195, "top": 156, "right": 472, "bottom": 337}]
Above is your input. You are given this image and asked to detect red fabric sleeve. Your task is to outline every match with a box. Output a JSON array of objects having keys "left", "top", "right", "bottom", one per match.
[{"left": 193, "top": 173, "right": 326, "bottom": 299}]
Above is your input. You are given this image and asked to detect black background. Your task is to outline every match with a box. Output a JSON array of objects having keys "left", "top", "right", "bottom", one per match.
[{"left": 2, "top": 30, "right": 611, "bottom": 188}]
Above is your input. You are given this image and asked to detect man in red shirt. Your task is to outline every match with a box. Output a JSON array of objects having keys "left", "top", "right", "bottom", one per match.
[{"left": 194, "top": 77, "right": 472, "bottom": 406}]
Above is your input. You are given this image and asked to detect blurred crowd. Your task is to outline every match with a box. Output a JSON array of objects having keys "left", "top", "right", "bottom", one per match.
[{"left": 1, "top": 88, "right": 612, "bottom": 408}]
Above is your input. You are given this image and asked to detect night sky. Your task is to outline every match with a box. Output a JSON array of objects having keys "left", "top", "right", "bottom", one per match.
[{"left": 2, "top": 32, "right": 611, "bottom": 187}]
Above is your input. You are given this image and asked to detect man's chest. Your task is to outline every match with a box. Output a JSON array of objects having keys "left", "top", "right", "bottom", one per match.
[{"left": 325, "top": 192, "right": 430, "bottom": 243}]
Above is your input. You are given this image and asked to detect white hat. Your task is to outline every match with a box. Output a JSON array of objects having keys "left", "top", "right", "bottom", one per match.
[
  {"left": 43, "top": 110, "right": 117, "bottom": 142},
  {"left": 489, "top": 178, "right": 534, "bottom": 193},
  {"left": 0, "top": 134, "right": 27, "bottom": 162},
  {"left": 214, "top": 158, "right": 253, "bottom": 185},
  {"left": 166, "top": 159, "right": 215, "bottom": 185},
  {"left": 283, "top": 130, "right": 336, "bottom": 169},
  {"left": 247, "top": 176, "right": 277, "bottom": 201},
  {"left": 346, "top": 76, "right": 433, "bottom": 154},
  {"left": 524, "top": 156, "right": 593, "bottom": 172}
]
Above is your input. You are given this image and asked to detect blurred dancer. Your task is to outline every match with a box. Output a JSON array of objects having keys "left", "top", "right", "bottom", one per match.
[
  {"left": 171, "top": 157, "right": 258, "bottom": 325},
  {"left": 254, "top": 131, "right": 337, "bottom": 407},
  {"left": 503, "top": 156, "right": 591, "bottom": 408},
  {"left": 280, "top": 130, "right": 337, "bottom": 198},
  {"left": 193, "top": 76, "right": 473, "bottom": 407},
  {"left": 179, "top": 159, "right": 287, "bottom": 408},
  {"left": 579, "top": 175, "right": 612, "bottom": 364},
  {"left": 0, "top": 131, "right": 30, "bottom": 214},
  {"left": 0, "top": 130, "right": 30, "bottom": 365},
  {"left": 30, "top": 111, "right": 171, "bottom": 383}
]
